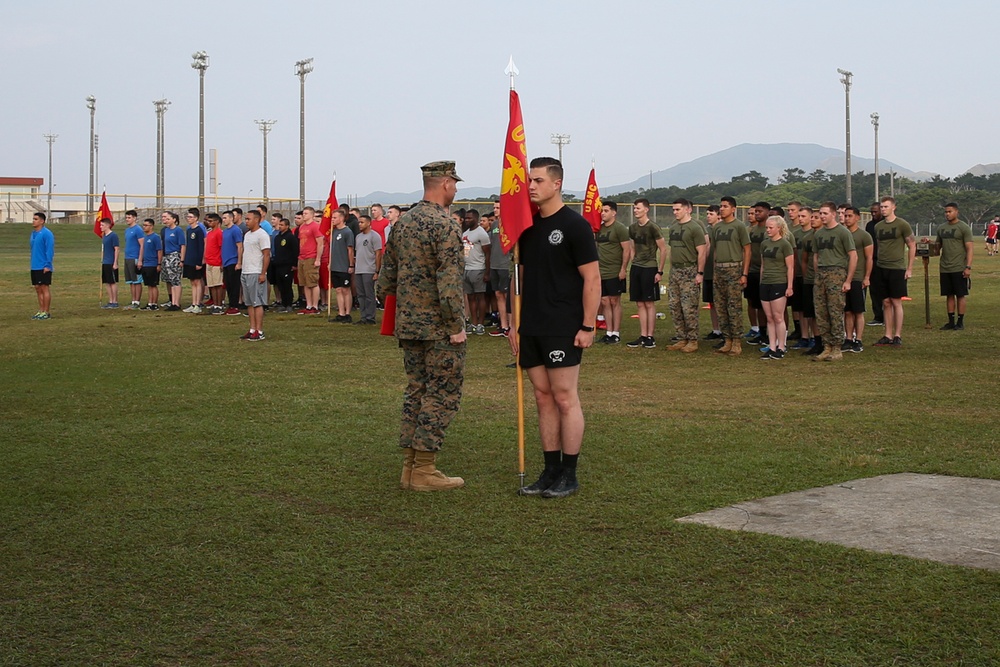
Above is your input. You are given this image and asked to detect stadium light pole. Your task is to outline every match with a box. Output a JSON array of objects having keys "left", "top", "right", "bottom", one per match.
[
  {"left": 86, "top": 95, "right": 96, "bottom": 220},
  {"left": 871, "top": 112, "right": 880, "bottom": 203},
  {"left": 837, "top": 68, "right": 853, "bottom": 203},
  {"left": 44, "top": 134, "right": 57, "bottom": 221},
  {"left": 255, "top": 120, "right": 276, "bottom": 202},
  {"left": 153, "top": 99, "right": 171, "bottom": 208},
  {"left": 550, "top": 133, "right": 571, "bottom": 164},
  {"left": 191, "top": 51, "right": 210, "bottom": 208},
  {"left": 295, "top": 58, "right": 313, "bottom": 209}
]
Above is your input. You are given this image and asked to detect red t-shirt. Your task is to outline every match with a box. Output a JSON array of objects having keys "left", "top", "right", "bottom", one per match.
[
  {"left": 205, "top": 228, "right": 223, "bottom": 266},
  {"left": 371, "top": 218, "right": 390, "bottom": 245},
  {"left": 298, "top": 221, "right": 323, "bottom": 259},
  {"left": 987, "top": 222, "right": 998, "bottom": 240}
]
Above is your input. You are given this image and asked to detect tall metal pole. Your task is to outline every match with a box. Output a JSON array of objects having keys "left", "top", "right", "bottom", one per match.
[
  {"left": 86, "top": 96, "right": 96, "bottom": 220},
  {"left": 550, "top": 133, "right": 571, "bottom": 164},
  {"left": 94, "top": 133, "right": 100, "bottom": 196},
  {"left": 295, "top": 58, "right": 313, "bottom": 210},
  {"left": 44, "top": 134, "right": 57, "bottom": 221},
  {"left": 838, "top": 69, "right": 853, "bottom": 203},
  {"left": 255, "top": 120, "right": 276, "bottom": 202},
  {"left": 191, "top": 51, "right": 210, "bottom": 208},
  {"left": 154, "top": 99, "right": 170, "bottom": 208},
  {"left": 871, "top": 112, "right": 880, "bottom": 203}
]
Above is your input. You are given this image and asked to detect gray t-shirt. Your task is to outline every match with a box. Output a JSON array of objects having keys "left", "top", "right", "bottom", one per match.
[
  {"left": 355, "top": 230, "right": 382, "bottom": 274},
  {"left": 489, "top": 223, "right": 510, "bottom": 269},
  {"left": 330, "top": 226, "right": 355, "bottom": 272},
  {"left": 462, "top": 226, "right": 491, "bottom": 271}
]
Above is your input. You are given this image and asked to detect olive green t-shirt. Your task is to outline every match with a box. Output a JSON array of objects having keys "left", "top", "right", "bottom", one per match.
[
  {"left": 760, "top": 237, "right": 794, "bottom": 285},
  {"left": 849, "top": 227, "right": 874, "bottom": 282},
  {"left": 801, "top": 230, "right": 816, "bottom": 285},
  {"left": 666, "top": 221, "right": 706, "bottom": 271},
  {"left": 936, "top": 220, "right": 974, "bottom": 273},
  {"left": 874, "top": 217, "right": 914, "bottom": 270},
  {"left": 748, "top": 223, "right": 767, "bottom": 271},
  {"left": 595, "top": 221, "right": 630, "bottom": 279},
  {"left": 629, "top": 221, "right": 663, "bottom": 269},
  {"left": 710, "top": 220, "right": 750, "bottom": 264},
  {"left": 813, "top": 224, "right": 856, "bottom": 269}
]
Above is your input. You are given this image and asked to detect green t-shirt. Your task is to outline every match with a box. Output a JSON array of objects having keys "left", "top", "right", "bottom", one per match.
[
  {"left": 813, "top": 224, "right": 856, "bottom": 269},
  {"left": 666, "top": 220, "right": 705, "bottom": 270},
  {"left": 710, "top": 220, "right": 750, "bottom": 264},
  {"left": 849, "top": 227, "right": 873, "bottom": 282},
  {"left": 629, "top": 221, "right": 663, "bottom": 268},
  {"left": 703, "top": 223, "right": 716, "bottom": 281},
  {"left": 936, "top": 220, "right": 973, "bottom": 273},
  {"left": 595, "top": 221, "right": 630, "bottom": 279},
  {"left": 760, "top": 237, "right": 794, "bottom": 285},
  {"left": 791, "top": 225, "right": 807, "bottom": 278},
  {"left": 748, "top": 223, "right": 767, "bottom": 271},
  {"left": 801, "top": 230, "right": 816, "bottom": 285},
  {"left": 874, "top": 217, "right": 913, "bottom": 270}
]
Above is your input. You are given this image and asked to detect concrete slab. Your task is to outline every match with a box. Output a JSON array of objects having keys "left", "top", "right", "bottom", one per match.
[{"left": 677, "top": 473, "right": 1000, "bottom": 572}]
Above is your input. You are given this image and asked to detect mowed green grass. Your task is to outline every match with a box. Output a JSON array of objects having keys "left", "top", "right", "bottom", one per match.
[{"left": 1, "top": 224, "right": 999, "bottom": 666}]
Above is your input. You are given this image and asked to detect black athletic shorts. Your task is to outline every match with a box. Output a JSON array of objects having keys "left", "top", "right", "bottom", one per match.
[
  {"left": 744, "top": 272, "right": 762, "bottom": 309},
  {"left": 30, "top": 269, "right": 52, "bottom": 286},
  {"left": 330, "top": 271, "right": 351, "bottom": 288},
  {"left": 182, "top": 264, "right": 205, "bottom": 281},
  {"left": 801, "top": 283, "right": 816, "bottom": 318},
  {"left": 790, "top": 277, "right": 804, "bottom": 311},
  {"left": 518, "top": 334, "right": 583, "bottom": 369},
  {"left": 629, "top": 265, "right": 660, "bottom": 302},
  {"left": 101, "top": 264, "right": 119, "bottom": 284},
  {"left": 940, "top": 272, "right": 970, "bottom": 297},
  {"left": 601, "top": 277, "right": 626, "bottom": 298},
  {"left": 878, "top": 267, "right": 908, "bottom": 300},
  {"left": 845, "top": 281, "right": 866, "bottom": 313},
  {"left": 702, "top": 279, "right": 713, "bottom": 304},
  {"left": 759, "top": 283, "right": 787, "bottom": 303},
  {"left": 141, "top": 266, "right": 161, "bottom": 287}
]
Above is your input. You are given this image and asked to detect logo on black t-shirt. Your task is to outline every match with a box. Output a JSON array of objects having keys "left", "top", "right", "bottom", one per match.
[{"left": 548, "top": 230, "right": 564, "bottom": 245}]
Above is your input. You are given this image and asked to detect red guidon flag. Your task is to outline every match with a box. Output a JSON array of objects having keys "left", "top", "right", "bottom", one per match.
[
  {"left": 94, "top": 191, "right": 113, "bottom": 236},
  {"left": 498, "top": 90, "right": 532, "bottom": 253},
  {"left": 319, "top": 179, "right": 338, "bottom": 237},
  {"left": 582, "top": 167, "right": 603, "bottom": 232}
]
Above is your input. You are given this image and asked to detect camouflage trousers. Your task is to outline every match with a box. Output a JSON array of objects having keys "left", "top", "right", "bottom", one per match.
[
  {"left": 668, "top": 266, "right": 700, "bottom": 341},
  {"left": 399, "top": 338, "right": 466, "bottom": 452},
  {"left": 814, "top": 267, "right": 848, "bottom": 343},
  {"left": 713, "top": 264, "right": 744, "bottom": 339}
]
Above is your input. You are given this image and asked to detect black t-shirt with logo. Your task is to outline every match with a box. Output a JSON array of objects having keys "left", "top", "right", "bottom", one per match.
[{"left": 518, "top": 205, "right": 599, "bottom": 337}]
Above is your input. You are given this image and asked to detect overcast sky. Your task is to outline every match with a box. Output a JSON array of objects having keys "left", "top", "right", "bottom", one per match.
[{"left": 5, "top": 1, "right": 997, "bottom": 204}]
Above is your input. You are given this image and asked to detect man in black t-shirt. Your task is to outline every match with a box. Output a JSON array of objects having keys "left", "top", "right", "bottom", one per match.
[{"left": 509, "top": 157, "right": 600, "bottom": 499}]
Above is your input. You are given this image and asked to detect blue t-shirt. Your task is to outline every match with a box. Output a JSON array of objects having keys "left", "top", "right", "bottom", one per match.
[
  {"left": 124, "top": 224, "right": 143, "bottom": 260},
  {"left": 260, "top": 220, "right": 274, "bottom": 236},
  {"left": 163, "top": 226, "right": 186, "bottom": 254},
  {"left": 142, "top": 232, "right": 163, "bottom": 265},
  {"left": 30, "top": 226, "right": 55, "bottom": 271},
  {"left": 102, "top": 231, "right": 119, "bottom": 265},
  {"left": 222, "top": 225, "right": 243, "bottom": 267},
  {"left": 184, "top": 225, "right": 206, "bottom": 266}
]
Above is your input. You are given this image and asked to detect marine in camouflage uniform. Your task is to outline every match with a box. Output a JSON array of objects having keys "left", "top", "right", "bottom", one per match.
[
  {"left": 665, "top": 207, "right": 706, "bottom": 350},
  {"left": 709, "top": 198, "right": 751, "bottom": 353},
  {"left": 811, "top": 204, "right": 857, "bottom": 361},
  {"left": 377, "top": 161, "right": 467, "bottom": 492}
]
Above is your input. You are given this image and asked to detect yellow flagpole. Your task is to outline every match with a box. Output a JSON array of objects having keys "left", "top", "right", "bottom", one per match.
[{"left": 513, "top": 242, "right": 525, "bottom": 488}]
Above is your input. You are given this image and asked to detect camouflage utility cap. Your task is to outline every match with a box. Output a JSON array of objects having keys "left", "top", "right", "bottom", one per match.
[{"left": 421, "top": 161, "right": 463, "bottom": 182}]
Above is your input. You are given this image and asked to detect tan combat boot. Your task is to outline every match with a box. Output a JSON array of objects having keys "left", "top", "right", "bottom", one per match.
[
  {"left": 400, "top": 448, "right": 415, "bottom": 490},
  {"left": 667, "top": 340, "right": 687, "bottom": 351},
  {"left": 813, "top": 344, "right": 833, "bottom": 361},
  {"left": 726, "top": 339, "right": 742, "bottom": 356},
  {"left": 681, "top": 340, "right": 698, "bottom": 353},
  {"left": 715, "top": 338, "right": 733, "bottom": 354},
  {"left": 825, "top": 347, "right": 843, "bottom": 361},
  {"left": 410, "top": 451, "right": 465, "bottom": 492}
]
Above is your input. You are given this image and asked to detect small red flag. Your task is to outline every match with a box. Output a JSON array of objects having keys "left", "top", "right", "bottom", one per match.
[
  {"left": 380, "top": 293, "right": 397, "bottom": 336},
  {"left": 498, "top": 90, "right": 532, "bottom": 253},
  {"left": 582, "top": 168, "right": 603, "bottom": 233},
  {"left": 319, "top": 179, "right": 338, "bottom": 237},
  {"left": 94, "top": 191, "right": 113, "bottom": 236}
]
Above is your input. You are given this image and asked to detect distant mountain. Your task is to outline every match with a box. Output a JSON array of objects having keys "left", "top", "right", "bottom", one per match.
[
  {"left": 964, "top": 163, "right": 1000, "bottom": 177},
  {"left": 604, "top": 143, "right": 926, "bottom": 194}
]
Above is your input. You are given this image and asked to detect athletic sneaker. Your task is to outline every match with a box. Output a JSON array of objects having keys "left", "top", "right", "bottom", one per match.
[
  {"left": 867, "top": 319, "right": 884, "bottom": 326},
  {"left": 626, "top": 337, "right": 645, "bottom": 348},
  {"left": 123, "top": 303, "right": 138, "bottom": 310},
  {"left": 474, "top": 324, "right": 486, "bottom": 335},
  {"left": 851, "top": 340, "right": 864, "bottom": 353},
  {"left": 761, "top": 348, "right": 784, "bottom": 360},
  {"left": 143, "top": 304, "right": 159, "bottom": 311},
  {"left": 874, "top": 336, "right": 892, "bottom": 347},
  {"left": 891, "top": 336, "right": 902, "bottom": 347},
  {"left": 31, "top": 311, "right": 43, "bottom": 320},
  {"left": 541, "top": 473, "right": 579, "bottom": 499},
  {"left": 37, "top": 312, "right": 51, "bottom": 320},
  {"left": 165, "top": 304, "right": 181, "bottom": 312},
  {"left": 940, "top": 322, "right": 955, "bottom": 330},
  {"left": 955, "top": 321, "right": 965, "bottom": 330},
  {"left": 240, "top": 330, "right": 254, "bottom": 340},
  {"left": 759, "top": 345, "right": 771, "bottom": 353},
  {"left": 841, "top": 340, "right": 854, "bottom": 352},
  {"left": 212, "top": 306, "right": 226, "bottom": 315},
  {"left": 603, "top": 334, "right": 620, "bottom": 344},
  {"left": 641, "top": 336, "right": 656, "bottom": 349},
  {"left": 792, "top": 338, "right": 812, "bottom": 350},
  {"left": 190, "top": 305, "right": 203, "bottom": 314},
  {"left": 746, "top": 334, "right": 761, "bottom": 345},
  {"left": 250, "top": 331, "right": 263, "bottom": 341},
  {"left": 489, "top": 327, "right": 510, "bottom": 337},
  {"left": 226, "top": 307, "right": 242, "bottom": 315},
  {"left": 183, "top": 305, "right": 198, "bottom": 313}
]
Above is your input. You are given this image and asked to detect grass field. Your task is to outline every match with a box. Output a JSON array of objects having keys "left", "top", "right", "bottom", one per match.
[{"left": 2, "top": 223, "right": 999, "bottom": 666}]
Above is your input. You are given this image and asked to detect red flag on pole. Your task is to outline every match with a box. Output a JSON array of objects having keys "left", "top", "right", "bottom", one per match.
[
  {"left": 319, "top": 179, "right": 338, "bottom": 237},
  {"left": 582, "top": 167, "right": 603, "bottom": 233},
  {"left": 94, "top": 191, "right": 113, "bottom": 236},
  {"left": 498, "top": 90, "right": 532, "bottom": 253}
]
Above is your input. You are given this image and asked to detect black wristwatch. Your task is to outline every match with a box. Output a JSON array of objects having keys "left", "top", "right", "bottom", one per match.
[
  {"left": 697, "top": 271, "right": 704, "bottom": 275},
  {"left": 580, "top": 325, "right": 595, "bottom": 332}
]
